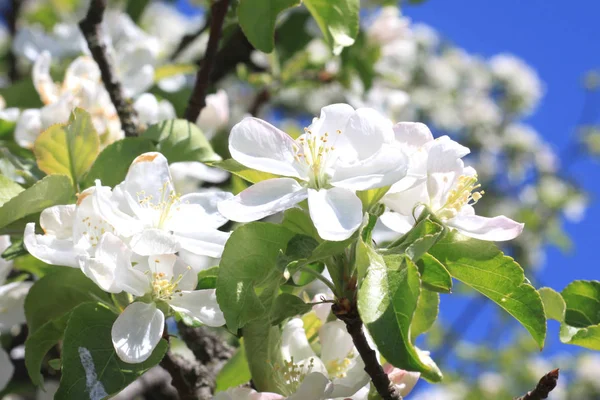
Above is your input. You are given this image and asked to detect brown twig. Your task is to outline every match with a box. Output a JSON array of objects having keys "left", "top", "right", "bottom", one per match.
[
  {"left": 184, "top": 0, "right": 230, "bottom": 122},
  {"left": 79, "top": 0, "right": 139, "bottom": 137},
  {"left": 160, "top": 351, "right": 214, "bottom": 400},
  {"left": 5, "top": 0, "right": 22, "bottom": 82},
  {"left": 514, "top": 369, "right": 560, "bottom": 400},
  {"left": 333, "top": 301, "right": 401, "bottom": 400},
  {"left": 249, "top": 88, "right": 270, "bottom": 116},
  {"left": 170, "top": 15, "right": 211, "bottom": 61}
]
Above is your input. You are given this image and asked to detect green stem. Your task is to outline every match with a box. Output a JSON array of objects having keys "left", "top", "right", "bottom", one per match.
[{"left": 298, "top": 265, "right": 337, "bottom": 295}]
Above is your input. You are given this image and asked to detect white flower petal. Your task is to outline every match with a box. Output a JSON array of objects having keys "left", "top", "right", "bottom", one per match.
[
  {"left": 229, "top": 117, "right": 303, "bottom": 178},
  {"left": 147, "top": 254, "right": 177, "bottom": 280},
  {"left": 197, "top": 89, "right": 229, "bottom": 135},
  {"left": 168, "top": 191, "right": 233, "bottom": 231},
  {"left": 218, "top": 178, "right": 308, "bottom": 222},
  {"left": 393, "top": 122, "right": 433, "bottom": 150},
  {"left": 40, "top": 205, "right": 76, "bottom": 240},
  {"left": 130, "top": 228, "right": 180, "bottom": 256},
  {"left": 0, "top": 281, "right": 32, "bottom": 330},
  {"left": 122, "top": 152, "right": 174, "bottom": 209},
  {"left": 134, "top": 93, "right": 160, "bottom": 126},
  {"left": 281, "top": 318, "right": 318, "bottom": 363},
  {"left": 14, "top": 109, "right": 42, "bottom": 148},
  {"left": 308, "top": 188, "right": 362, "bottom": 241},
  {"left": 0, "top": 347, "right": 14, "bottom": 391},
  {"left": 168, "top": 289, "right": 225, "bottom": 327},
  {"left": 329, "top": 356, "right": 370, "bottom": 398},
  {"left": 287, "top": 372, "right": 333, "bottom": 400},
  {"left": 170, "top": 162, "right": 230, "bottom": 186},
  {"left": 382, "top": 182, "right": 429, "bottom": 216},
  {"left": 343, "top": 107, "right": 394, "bottom": 160},
  {"left": 426, "top": 136, "right": 470, "bottom": 208},
  {"left": 319, "top": 320, "right": 354, "bottom": 364},
  {"left": 93, "top": 180, "right": 145, "bottom": 237},
  {"left": 379, "top": 211, "right": 416, "bottom": 235},
  {"left": 447, "top": 214, "right": 524, "bottom": 241},
  {"left": 79, "top": 232, "right": 149, "bottom": 296},
  {"left": 331, "top": 145, "right": 408, "bottom": 191},
  {"left": 112, "top": 302, "right": 164, "bottom": 364},
  {"left": 173, "top": 229, "right": 231, "bottom": 258},
  {"left": 33, "top": 51, "right": 60, "bottom": 104},
  {"left": 24, "top": 223, "right": 81, "bottom": 268}
]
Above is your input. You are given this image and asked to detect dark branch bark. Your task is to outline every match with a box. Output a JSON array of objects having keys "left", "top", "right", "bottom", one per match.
[
  {"left": 170, "top": 16, "right": 211, "bottom": 61},
  {"left": 184, "top": 0, "right": 230, "bottom": 122},
  {"left": 177, "top": 322, "right": 234, "bottom": 373},
  {"left": 249, "top": 88, "right": 270, "bottom": 116},
  {"left": 208, "top": 28, "right": 256, "bottom": 83},
  {"left": 79, "top": 0, "right": 139, "bottom": 137},
  {"left": 113, "top": 366, "right": 178, "bottom": 400},
  {"left": 515, "top": 369, "right": 560, "bottom": 400},
  {"left": 160, "top": 351, "right": 214, "bottom": 400},
  {"left": 5, "top": 0, "right": 22, "bottom": 82},
  {"left": 333, "top": 302, "right": 401, "bottom": 400}
]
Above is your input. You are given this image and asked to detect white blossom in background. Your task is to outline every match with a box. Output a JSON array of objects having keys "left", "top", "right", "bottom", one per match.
[
  {"left": 196, "top": 89, "right": 230, "bottom": 138},
  {"left": 14, "top": 52, "right": 174, "bottom": 148},
  {"left": 170, "top": 162, "right": 230, "bottom": 194},
  {"left": 0, "top": 95, "right": 19, "bottom": 123},
  {"left": 93, "top": 152, "right": 232, "bottom": 258},
  {"left": 214, "top": 388, "right": 284, "bottom": 400},
  {"left": 218, "top": 104, "right": 408, "bottom": 241},
  {"left": 13, "top": 23, "right": 85, "bottom": 62},
  {"left": 78, "top": 237, "right": 224, "bottom": 363},
  {"left": 0, "top": 236, "right": 32, "bottom": 332},
  {"left": 382, "top": 123, "right": 524, "bottom": 241},
  {"left": 489, "top": 53, "right": 543, "bottom": 114}
]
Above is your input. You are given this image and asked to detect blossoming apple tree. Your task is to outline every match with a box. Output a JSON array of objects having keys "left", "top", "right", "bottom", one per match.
[{"left": 0, "top": 0, "right": 598, "bottom": 399}]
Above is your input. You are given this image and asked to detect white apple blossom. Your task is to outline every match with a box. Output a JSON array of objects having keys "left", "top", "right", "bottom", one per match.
[
  {"left": 24, "top": 185, "right": 113, "bottom": 268},
  {"left": 218, "top": 104, "right": 408, "bottom": 241},
  {"left": 14, "top": 52, "right": 174, "bottom": 148},
  {"left": 489, "top": 53, "right": 543, "bottom": 114},
  {"left": 93, "top": 152, "right": 232, "bottom": 258},
  {"left": 77, "top": 235, "right": 224, "bottom": 363},
  {"left": 170, "top": 163, "right": 230, "bottom": 194},
  {"left": 382, "top": 123, "right": 524, "bottom": 241},
  {"left": 196, "top": 89, "right": 230, "bottom": 139},
  {"left": 0, "top": 236, "right": 32, "bottom": 332},
  {"left": 273, "top": 318, "right": 369, "bottom": 399}
]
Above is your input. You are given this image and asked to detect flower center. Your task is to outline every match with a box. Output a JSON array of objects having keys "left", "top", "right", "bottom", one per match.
[
  {"left": 293, "top": 128, "right": 343, "bottom": 189},
  {"left": 437, "top": 174, "right": 484, "bottom": 220},
  {"left": 325, "top": 352, "right": 354, "bottom": 379},
  {"left": 273, "top": 356, "right": 316, "bottom": 396},
  {"left": 136, "top": 181, "right": 182, "bottom": 229},
  {"left": 80, "top": 216, "right": 116, "bottom": 247},
  {"left": 150, "top": 265, "right": 191, "bottom": 301}
]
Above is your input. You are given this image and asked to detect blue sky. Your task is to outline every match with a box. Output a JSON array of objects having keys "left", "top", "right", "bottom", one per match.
[{"left": 403, "top": 0, "right": 600, "bottom": 359}]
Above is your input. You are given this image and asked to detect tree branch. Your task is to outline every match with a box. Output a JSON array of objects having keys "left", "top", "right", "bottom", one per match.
[
  {"left": 184, "top": 0, "right": 230, "bottom": 123},
  {"left": 333, "top": 302, "right": 401, "bottom": 400},
  {"left": 170, "top": 15, "right": 211, "bottom": 61},
  {"left": 249, "top": 88, "right": 270, "bottom": 116},
  {"left": 160, "top": 350, "right": 214, "bottom": 400},
  {"left": 79, "top": 0, "right": 139, "bottom": 137},
  {"left": 5, "top": 0, "right": 22, "bottom": 82},
  {"left": 515, "top": 369, "right": 560, "bottom": 400},
  {"left": 177, "top": 322, "right": 233, "bottom": 374}
]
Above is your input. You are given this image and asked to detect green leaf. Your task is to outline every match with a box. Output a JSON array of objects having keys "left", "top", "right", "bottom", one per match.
[
  {"left": 0, "top": 175, "right": 24, "bottom": 207},
  {"left": 25, "top": 312, "right": 71, "bottom": 386},
  {"left": 270, "top": 293, "right": 312, "bottom": 325},
  {"left": 81, "top": 137, "right": 156, "bottom": 188},
  {"left": 303, "top": 0, "right": 360, "bottom": 55},
  {"left": 237, "top": 0, "right": 301, "bottom": 53},
  {"left": 561, "top": 280, "right": 600, "bottom": 327},
  {"left": 215, "top": 343, "right": 252, "bottom": 392},
  {"left": 210, "top": 159, "right": 279, "bottom": 184},
  {"left": 384, "top": 217, "right": 445, "bottom": 261},
  {"left": 356, "top": 186, "right": 390, "bottom": 211},
  {"left": 0, "top": 174, "right": 73, "bottom": 230},
  {"left": 197, "top": 266, "right": 219, "bottom": 290},
  {"left": 142, "top": 119, "right": 221, "bottom": 163},
  {"left": 33, "top": 108, "right": 100, "bottom": 187},
  {"left": 417, "top": 253, "right": 452, "bottom": 294},
  {"left": 539, "top": 287, "right": 566, "bottom": 322},
  {"left": 0, "top": 79, "right": 43, "bottom": 108},
  {"left": 358, "top": 250, "right": 443, "bottom": 382},
  {"left": 1, "top": 238, "right": 27, "bottom": 261},
  {"left": 154, "top": 64, "right": 197, "bottom": 81},
  {"left": 55, "top": 303, "right": 168, "bottom": 400},
  {"left": 25, "top": 268, "right": 110, "bottom": 334},
  {"left": 281, "top": 208, "right": 319, "bottom": 239},
  {"left": 411, "top": 289, "right": 439, "bottom": 341},
  {"left": 217, "top": 222, "right": 296, "bottom": 332},
  {"left": 428, "top": 232, "right": 546, "bottom": 349},
  {"left": 242, "top": 319, "right": 283, "bottom": 392},
  {"left": 126, "top": 0, "right": 150, "bottom": 22}
]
